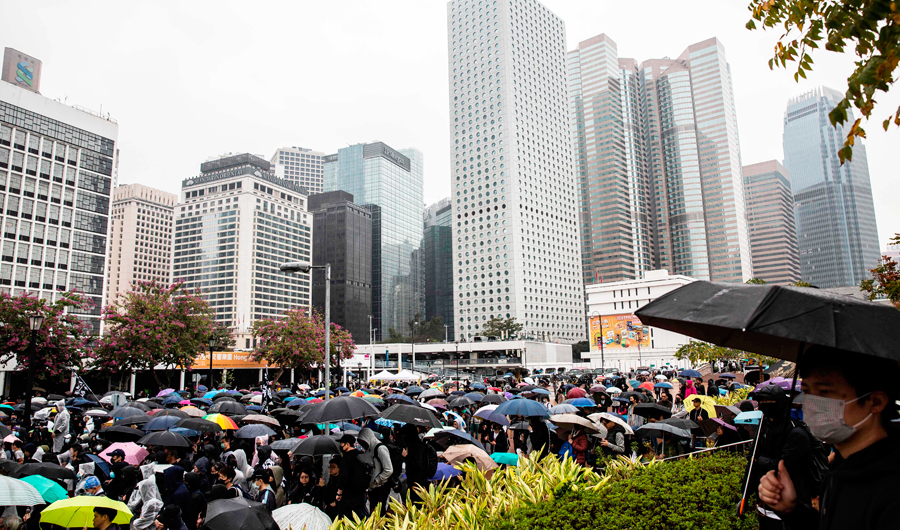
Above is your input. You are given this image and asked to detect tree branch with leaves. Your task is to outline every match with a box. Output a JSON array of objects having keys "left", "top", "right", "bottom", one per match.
[{"left": 747, "top": 0, "right": 900, "bottom": 163}]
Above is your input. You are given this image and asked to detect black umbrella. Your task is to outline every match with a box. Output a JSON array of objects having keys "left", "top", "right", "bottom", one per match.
[
  {"left": 234, "top": 424, "right": 276, "bottom": 439},
  {"left": 150, "top": 409, "right": 189, "bottom": 419},
  {"left": 637, "top": 422, "right": 691, "bottom": 439},
  {"left": 379, "top": 403, "right": 443, "bottom": 429},
  {"left": 660, "top": 417, "right": 699, "bottom": 431},
  {"left": 463, "top": 392, "right": 485, "bottom": 402},
  {"left": 174, "top": 418, "right": 222, "bottom": 433},
  {"left": 634, "top": 280, "right": 900, "bottom": 362},
  {"left": 109, "top": 406, "right": 149, "bottom": 419},
  {"left": 292, "top": 435, "right": 341, "bottom": 456},
  {"left": 481, "top": 394, "right": 507, "bottom": 404},
  {"left": 208, "top": 401, "right": 247, "bottom": 416},
  {"left": 286, "top": 399, "right": 312, "bottom": 410},
  {"left": 405, "top": 386, "right": 425, "bottom": 395},
  {"left": 447, "top": 396, "right": 476, "bottom": 408},
  {"left": 269, "top": 438, "right": 302, "bottom": 452},
  {"left": 114, "top": 416, "right": 149, "bottom": 426},
  {"left": 301, "top": 396, "right": 379, "bottom": 424},
  {"left": 99, "top": 425, "right": 146, "bottom": 442},
  {"left": 432, "top": 429, "right": 486, "bottom": 451},
  {"left": 619, "top": 392, "right": 649, "bottom": 403},
  {"left": 122, "top": 401, "right": 152, "bottom": 411},
  {"left": 0, "top": 424, "right": 11, "bottom": 438},
  {"left": 632, "top": 403, "right": 673, "bottom": 420},
  {"left": 16, "top": 463, "right": 76, "bottom": 480},
  {"left": 137, "top": 431, "right": 191, "bottom": 447},
  {"left": 384, "top": 394, "right": 419, "bottom": 406},
  {"left": 203, "top": 498, "right": 278, "bottom": 530}
]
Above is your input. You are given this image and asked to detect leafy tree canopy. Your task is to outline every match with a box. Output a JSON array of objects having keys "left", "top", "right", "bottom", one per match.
[
  {"left": 482, "top": 317, "right": 524, "bottom": 339},
  {"left": 747, "top": 0, "right": 900, "bottom": 163},
  {"left": 860, "top": 233, "right": 900, "bottom": 309}
]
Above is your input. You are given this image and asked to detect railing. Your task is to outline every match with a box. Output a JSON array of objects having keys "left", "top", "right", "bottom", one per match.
[{"left": 655, "top": 440, "right": 752, "bottom": 463}]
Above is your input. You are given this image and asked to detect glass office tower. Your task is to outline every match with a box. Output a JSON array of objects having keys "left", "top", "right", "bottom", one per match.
[
  {"left": 783, "top": 87, "right": 880, "bottom": 288},
  {"left": 323, "top": 142, "right": 424, "bottom": 341}
]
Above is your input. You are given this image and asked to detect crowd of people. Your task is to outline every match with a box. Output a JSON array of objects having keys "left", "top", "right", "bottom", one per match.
[{"left": 0, "top": 351, "right": 895, "bottom": 529}]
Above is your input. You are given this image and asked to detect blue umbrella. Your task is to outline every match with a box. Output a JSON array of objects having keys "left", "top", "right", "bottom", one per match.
[
  {"left": 679, "top": 369, "right": 702, "bottom": 378},
  {"left": 197, "top": 385, "right": 208, "bottom": 392},
  {"left": 191, "top": 398, "right": 213, "bottom": 407},
  {"left": 474, "top": 409, "right": 510, "bottom": 426},
  {"left": 449, "top": 391, "right": 465, "bottom": 396},
  {"left": 203, "top": 390, "right": 223, "bottom": 399},
  {"left": 169, "top": 427, "right": 199, "bottom": 437},
  {"left": 493, "top": 398, "right": 550, "bottom": 418},
  {"left": 563, "top": 398, "right": 596, "bottom": 408},
  {"left": 654, "top": 382, "right": 674, "bottom": 389},
  {"left": 334, "top": 387, "right": 351, "bottom": 393},
  {"left": 283, "top": 396, "right": 297, "bottom": 402},
  {"left": 70, "top": 398, "right": 97, "bottom": 407},
  {"left": 85, "top": 454, "right": 111, "bottom": 477},
  {"left": 332, "top": 421, "right": 361, "bottom": 432},
  {"left": 375, "top": 417, "right": 405, "bottom": 428},
  {"left": 162, "top": 395, "right": 182, "bottom": 406},
  {"left": 734, "top": 411, "right": 762, "bottom": 425},
  {"left": 246, "top": 405, "right": 262, "bottom": 412},
  {"left": 491, "top": 452, "right": 518, "bottom": 466},
  {"left": 718, "top": 373, "right": 737, "bottom": 379},
  {"left": 384, "top": 394, "right": 417, "bottom": 406},
  {"left": 430, "top": 462, "right": 462, "bottom": 482},
  {"left": 144, "top": 416, "right": 182, "bottom": 432},
  {"left": 470, "top": 382, "right": 487, "bottom": 390},
  {"left": 314, "top": 390, "right": 334, "bottom": 398},
  {"left": 531, "top": 388, "right": 551, "bottom": 395},
  {"left": 504, "top": 373, "right": 514, "bottom": 378},
  {"left": 463, "top": 392, "right": 485, "bottom": 402}
]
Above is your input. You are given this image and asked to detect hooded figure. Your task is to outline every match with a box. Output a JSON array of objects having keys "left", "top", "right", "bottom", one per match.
[
  {"left": 357, "top": 428, "right": 393, "bottom": 489},
  {"left": 182, "top": 472, "right": 207, "bottom": 530},
  {"left": 129, "top": 477, "right": 164, "bottom": 530},
  {"left": 52, "top": 400, "right": 70, "bottom": 453},
  {"left": 231, "top": 449, "right": 251, "bottom": 489},
  {"left": 269, "top": 466, "right": 285, "bottom": 508},
  {"left": 684, "top": 380, "right": 697, "bottom": 398},
  {"left": 162, "top": 466, "right": 190, "bottom": 508},
  {"left": 191, "top": 457, "right": 211, "bottom": 494},
  {"left": 256, "top": 446, "right": 276, "bottom": 469}
]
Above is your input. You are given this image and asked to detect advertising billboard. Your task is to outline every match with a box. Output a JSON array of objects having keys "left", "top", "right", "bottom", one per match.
[
  {"left": 2, "top": 48, "right": 42, "bottom": 94},
  {"left": 589, "top": 314, "right": 650, "bottom": 350},
  {"left": 190, "top": 351, "right": 269, "bottom": 370}
]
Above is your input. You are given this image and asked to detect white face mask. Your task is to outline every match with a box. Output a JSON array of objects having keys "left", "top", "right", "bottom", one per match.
[{"left": 803, "top": 392, "right": 872, "bottom": 445}]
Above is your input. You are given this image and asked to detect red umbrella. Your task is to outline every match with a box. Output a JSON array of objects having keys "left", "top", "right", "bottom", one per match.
[
  {"left": 639, "top": 382, "right": 655, "bottom": 392},
  {"left": 566, "top": 388, "right": 587, "bottom": 399}
]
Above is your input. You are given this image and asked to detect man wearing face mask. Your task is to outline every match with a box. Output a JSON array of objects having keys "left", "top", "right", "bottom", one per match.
[
  {"left": 749, "top": 384, "right": 826, "bottom": 529},
  {"left": 759, "top": 347, "right": 900, "bottom": 529}
]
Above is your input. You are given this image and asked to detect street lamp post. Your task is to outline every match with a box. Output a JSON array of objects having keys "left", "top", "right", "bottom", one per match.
[
  {"left": 23, "top": 313, "right": 44, "bottom": 432},
  {"left": 281, "top": 262, "right": 331, "bottom": 401},
  {"left": 208, "top": 337, "right": 217, "bottom": 391},
  {"left": 454, "top": 341, "right": 460, "bottom": 383},
  {"left": 357, "top": 362, "right": 362, "bottom": 386}
]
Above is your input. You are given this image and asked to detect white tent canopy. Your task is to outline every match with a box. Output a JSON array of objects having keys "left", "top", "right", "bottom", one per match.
[{"left": 369, "top": 369, "right": 424, "bottom": 381}]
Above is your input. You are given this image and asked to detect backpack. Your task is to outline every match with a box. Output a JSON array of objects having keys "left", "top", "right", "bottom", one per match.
[
  {"left": 356, "top": 451, "right": 376, "bottom": 487},
  {"left": 557, "top": 441, "right": 574, "bottom": 460},
  {"left": 425, "top": 444, "right": 439, "bottom": 479},
  {"left": 369, "top": 443, "right": 392, "bottom": 482},
  {"left": 792, "top": 420, "right": 830, "bottom": 497},
  {"left": 384, "top": 443, "right": 404, "bottom": 485}
]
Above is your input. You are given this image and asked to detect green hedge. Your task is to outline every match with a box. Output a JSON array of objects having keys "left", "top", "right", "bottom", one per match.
[{"left": 487, "top": 452, "right": 758, "bottom": 530}]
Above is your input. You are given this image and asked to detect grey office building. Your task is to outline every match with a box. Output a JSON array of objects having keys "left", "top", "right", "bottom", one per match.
[
  {"left": 323, "top": 142, "right": 424, "bottom": 341},
  {"left": 783, "top": 87, "right": 880, "bottom": 288},
  {"left": 424, "top": 198, "right": 453, "bottom": 341},
  {"left": 309, "top": 191, "right": 372, "bottom": 345}
]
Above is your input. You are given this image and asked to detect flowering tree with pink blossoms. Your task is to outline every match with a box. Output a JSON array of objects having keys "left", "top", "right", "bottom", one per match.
[
  {"left": 0, "top": 290, "right": 94, "bottom": 382},
  {"left": 93, "top": 280, "right": 217, "bottom": 388},
  {"left": 251, "top": 307, "right": 356, "bottom": 383}
]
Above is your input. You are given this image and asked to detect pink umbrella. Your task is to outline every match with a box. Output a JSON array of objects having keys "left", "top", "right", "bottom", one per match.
[
  {"left": 157, "top": 389, "right": 175, "bottom": 397},
  {"left": 566, "top": 388, "right": 587, "bottom": 399},
  {"left": 179, "top": 400, "right": 191, "bottom": 406},
  {"left": 99, "top": 442, "right": 149, "bottom": 466}
]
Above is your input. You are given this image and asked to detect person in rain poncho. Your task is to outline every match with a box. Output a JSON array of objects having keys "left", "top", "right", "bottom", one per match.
[
  {"left": 51, "top": 400, "right": 69, "bottom": 453},
  {"left": 129, "top": 475, "right": 164, "bottom": 530},
  {"left": 231, "top": 449, "right": 252, "bottom": 490}
]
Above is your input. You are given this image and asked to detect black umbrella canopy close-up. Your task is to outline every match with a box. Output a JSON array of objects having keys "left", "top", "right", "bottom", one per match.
[
  {"left": 204, "top": 498, "right": 278, "bottom": 530},
  {"left": 137, "top": 431, "right": 191, "bottom": 448},
  {"left": 208, "top": 400, "right": 248, "bottom": 416},
  {"left": 632, "top": 403, "right": 673, "bottom": 420},
  {"left": 292, "top": 435, "right": 341, "bottom": 456},
  {"left": 635, "top": 280, "right": 900, "bottom": 362},
  {"left": 379, "top": 403, "right": 443, "bottom": 429},
  {"left": 174, "top": 418, "right": 223, "bottom": 433},
  {"left": 99, "top": 425, "right": 146, "bottom": 443},
  {"left": 300, "top": 396, "right": 380, "bottom": 424}
]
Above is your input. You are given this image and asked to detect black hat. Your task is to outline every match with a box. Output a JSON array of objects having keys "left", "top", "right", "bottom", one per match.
[
  {"left": 157, "top": 505, "right": 182, "bottom": 525},
  {"left": 108, "top": 449, "right": 126, "bottom": 458},
  {"left": 338, "top": 434, "right": 356, "bottom": 446},
  {"left": 249, "top": 467, "right": 271, "bottom": 482}
]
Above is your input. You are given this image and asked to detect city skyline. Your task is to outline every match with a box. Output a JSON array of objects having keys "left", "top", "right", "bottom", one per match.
[{"left": 2, "top": 1, "right": 896, "bottom": 246}]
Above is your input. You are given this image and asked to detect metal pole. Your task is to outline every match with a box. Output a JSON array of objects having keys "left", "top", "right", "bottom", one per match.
[
  {"left": 23, "top": 329, "right": 36, "bottom": 432},
  {"left": 208, "top": 343, "right": 215, "bottom": 390},
  {"left": 444, "top": 324, "right": 448, "bottom": 343},
  {"left": 324, "top": 264, "right": 331, "bottom": 400}
]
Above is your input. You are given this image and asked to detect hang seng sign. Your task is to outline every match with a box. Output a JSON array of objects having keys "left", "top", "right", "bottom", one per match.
[{"left": 191, "top": 351, "right": 270, "bottom": 370}]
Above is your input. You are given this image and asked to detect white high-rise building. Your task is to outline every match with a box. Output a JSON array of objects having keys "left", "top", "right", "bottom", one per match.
[
  {"left": 173, "top": 154, "right": 312, "bottom": 349},
  {"left": 447, "top": 0, "right": 584, "bottom": 343},
  {"left": 270, "top": 147, "right": 324, "bottom": 194}
]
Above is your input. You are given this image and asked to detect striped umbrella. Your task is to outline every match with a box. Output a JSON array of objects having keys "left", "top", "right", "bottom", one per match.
[
  {"left": 203, "top": 414, "right": 238, "bottom": 430},
  {"left": 0, "top": 475, "right": 44, "bottom": 506}
]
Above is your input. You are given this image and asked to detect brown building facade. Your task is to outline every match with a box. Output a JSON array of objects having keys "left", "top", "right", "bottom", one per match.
[{"left": 743, "top": 160, "right": 801, "bottom": 285}]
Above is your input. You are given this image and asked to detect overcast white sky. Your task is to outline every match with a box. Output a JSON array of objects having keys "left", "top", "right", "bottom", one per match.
[{"left": 3, "top": 0, "right": 897, "bottom": 245}]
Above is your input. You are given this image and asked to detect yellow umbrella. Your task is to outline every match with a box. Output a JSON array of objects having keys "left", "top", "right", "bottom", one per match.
[
  {"left": 683, "top": 395, "right": 717, "bottom": 418},
  {"left": 40, "top": 496, "right": 132, "bottom": 528}
]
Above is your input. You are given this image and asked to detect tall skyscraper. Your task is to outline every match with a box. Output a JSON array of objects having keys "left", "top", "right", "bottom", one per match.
[
  {"left": 270, "top": 147, "right": 325, "bottom": 194},
  {"left": 323, "top": 141, "right": 423, "bottom": 341},
  {"left": 0, "top": 76, "right": 118, "bottom": 335},
  {"left": 105, "top": 184, "right": 176, "bottom": 306},
  {"left": 173, "top": 153, "right": 312, "bottom": 349},
  {"left": 783, "top": 87, "right": 880, "bottom": 288},
  {"left": 424, "top": 198, "right": 453, "bottom": 341},
  {"left": 743, "top": 161, "right": 801, "bottom": 285},
  {"left": 448, "top": 0, "right": 585, "bottom": 343},
  {"left": 568, "top": 35, "right": 652, "bottom": 284},
  {"left": 568, "top": 34, "right": 751, "bottom": 285},
  {"left": 308, "top": 191, "right": 372, "bottom": 344}
]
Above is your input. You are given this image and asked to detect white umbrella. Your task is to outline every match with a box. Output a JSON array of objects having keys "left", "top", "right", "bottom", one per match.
[
  {"left": 588, "top": 412, "right": 635, "bottom": 435},
  {"left": 34, "top": 407, "right": 54, "bottom": 421},
  {"left": 424, "top": 426, "right": 455, "bottom": 438},
  {"left": 249, "top": 395, "right": 263, "bottom": 405},
  {"left": 549, "top": 414, "right": 599, "bottom": 433},
  {"left": 473, "top": 404, "right": 499, "bottom": 419},
  {"left": 523, "top": 377, "right": 535, "bottom": 384},
  {"left": 298, "top": 384, "right": 311, "bottom": 390},
  {"left": 655, "top": 375, "right": 667, "bottom": 381},
  {"left": 606, "top": 387, "right": 622, "bottom": 394},
  {"left": 31, "top": 397, "right": 47, "bottom": 406},
  {"left": 0, "top": 475, "right": 45, "bottom": 506},
  {"left": 272, "top": 502, "right": 332, "bottom": 530},
  {"left": 420, "top": 403, "right": 439, "bottom": 414},
  {"left": 85, "top": 409, "right": 110, "bottom": 417}
]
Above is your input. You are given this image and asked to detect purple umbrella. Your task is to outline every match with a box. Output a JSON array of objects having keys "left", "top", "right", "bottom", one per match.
[
  {"left": 430, "top": 462, "right": 462, "bottom": 482},
  {"left": 712, "top": 417, "right": 737, "bottom": 432},
  {"left": 157, "top": 389, "right": 175, "bottom": 397},
  {"left": 503, "top": 392, "right": 513, "bottom": 399},
  {"left": 755, "top": 377, "right": 801, "bottom": 392}
]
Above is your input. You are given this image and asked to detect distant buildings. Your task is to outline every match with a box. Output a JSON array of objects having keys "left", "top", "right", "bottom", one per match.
[
  {"left": 743, "top": 161, "right": 801, "bottom": 285},
  {"left": 424, "top": 198, "right": 453, "bottom": 341},
  {"left": 309, "top": 191, "right": 372, "bottom": 345},
  {"left": 172, "top": 153, "right": 312, "bottom": 349},
  {"left": 0, "top": 65, "right": 118, "bottom": 335},
  {"left": 323, "top": 141, "right": 424, "bottom": 341},
  {"left": 105, "top": 184, "right": 176, "bottom": 306},
  {"left": 270, "top": 146, "right": 325, "bottom": 195},
  {"left": 568, "top": 34, "right": 751, "bottom": 285},
  {"left": 783, "top": 87, "right": 880, "bottom": 288},
  {"left": 449, "top": 0, "right": 585, "bottom": 343}
]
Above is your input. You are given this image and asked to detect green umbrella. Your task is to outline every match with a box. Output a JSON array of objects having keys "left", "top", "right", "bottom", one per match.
[
  {"left": 21, "top": 475, "right": 67, "bottom": 503},
  {"left": 490, "top": 452, "right": 519, "bottom": 466}
]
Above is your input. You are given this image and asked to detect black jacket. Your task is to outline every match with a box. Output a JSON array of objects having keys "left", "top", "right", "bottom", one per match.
[
  {"left": 337, "top": 449, "right": 367, "bottom": 497},
  {"left": 529, "top": 422, "right": 550, "bottom": 458},
  {"left": 492, "top": 431, "right": 508, "bottom": 453},
  {"left": 779, "top": 437, "right": 900, "bottom": 529}
]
